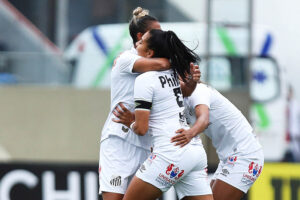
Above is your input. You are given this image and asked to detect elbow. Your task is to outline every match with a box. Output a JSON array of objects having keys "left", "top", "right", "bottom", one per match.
[
  {"left": 134, "top": 125, "right": 148, "bottom": 136},
  {"left": 159, "top": 59, "right": 169, "bottom": 70},
  {"left": 161, "top": 62, "right": 169, "bottom": 69},
  {"left": 203, "top": 118, "right": 209, "bottom": 129},
  {"left": 197, "top": 115, "right": 209, "bottom": 129}
]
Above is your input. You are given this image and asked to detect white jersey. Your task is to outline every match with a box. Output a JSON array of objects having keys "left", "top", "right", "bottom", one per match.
[
  {"left": 100, "top": 48, "right": 152, "bottom": 150},
  {"left": 134, "top": 70, "right": 202, "bottom": 163},
  {"left": 184, "top": 83, "right": 262, "bottom": 161}
]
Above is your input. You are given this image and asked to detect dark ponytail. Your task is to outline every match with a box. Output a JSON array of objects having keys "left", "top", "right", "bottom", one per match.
[{"left": 147, "top": 29, "right": 200, "bottom": 81}]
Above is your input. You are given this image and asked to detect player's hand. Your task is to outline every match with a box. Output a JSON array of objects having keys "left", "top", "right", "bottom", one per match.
[
  {"left": 112, "top": 102, "right": 135, "bottom": 127},
  {"left": 170, "top": 128, "right": 194, "bottom": 147},
  {"left": 189, "top": 62, "right": 201, "bottom": 83}
]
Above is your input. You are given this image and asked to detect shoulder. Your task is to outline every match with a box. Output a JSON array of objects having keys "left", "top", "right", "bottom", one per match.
[
  {"left": 116, "top": 49, "right": 139, "bottom": 62},
  {"left": 136, "top": 71, "right": 157, "bottom": 80},
  {"left": 113, "top": 48, "right": 141, "bottom": 71},
  {"left": 135, "top": 72, "right": 158, "bottom": 90},
  {"left": 189, "top": 83, "right": 212, "bottom": 101},
  {"left": 119, "top": 49, "right": 137, "bottom": 59},
  {"left": 195, "top": 83, "right": 211, "bottom": 93}
]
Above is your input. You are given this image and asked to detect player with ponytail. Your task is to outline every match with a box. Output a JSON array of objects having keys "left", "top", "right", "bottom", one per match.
[
  {"left": 114, "top": 29, "right": 213, "bottom": 200},
  {"left": 99, "top": 7, "right": 200, "bottom": 200}
]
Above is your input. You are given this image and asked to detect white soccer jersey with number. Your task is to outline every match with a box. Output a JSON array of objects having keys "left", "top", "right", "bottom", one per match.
[
  {"left": 184, "top": 83, "right": 262, "bottom": 161},
  {"left": 134, "top": 69, "right": 202, "bottom": 163},
  {"left": 100, "top": 48, "right": 152, "bottom": 150}
]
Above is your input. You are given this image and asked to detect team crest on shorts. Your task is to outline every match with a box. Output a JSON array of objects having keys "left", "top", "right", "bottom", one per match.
[
  {"left": 155, "top": 163, "right": 184, "bottom": 187},
  {"left": 110, "top": 175, "right": 122, "bottom": 186},
  {"left": 241, "top": 162, "right": 263, "bottom": 184}
]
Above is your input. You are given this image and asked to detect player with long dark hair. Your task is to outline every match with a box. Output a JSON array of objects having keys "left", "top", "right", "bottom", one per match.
[
  {"left": 99, "top": 7, "right": 200, "bottom": 200},
  {"left": 113, "top": 29, "right": 213, "bottom": 200}
]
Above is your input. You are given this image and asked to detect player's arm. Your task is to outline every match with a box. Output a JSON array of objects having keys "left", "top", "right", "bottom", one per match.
[
  {"left": 130, "top": 99, "right": 152, "bottom": 135},
  {"left": 180, "top": 63, "right": 201, "bottom": 97},
  {"left": 189, "top": 104, "right": 209, "bottom": 135},
  {"left": 113, "top": 73, "right": 153, "bottom": 136},
  {"left": 171, "top": 104, "right": 209, "bottom": 147},
  {"left": 112, "top": 103, "right": 135, "bottom": 127},
  {"left": 132, "top": 57, "right": 170, "bottom": 73},
  {"left": 112, "top": 102, "right": 150, "bottom": 136},
  {"left": 131, "top": 109, "right": 150, "bottom": 136}
]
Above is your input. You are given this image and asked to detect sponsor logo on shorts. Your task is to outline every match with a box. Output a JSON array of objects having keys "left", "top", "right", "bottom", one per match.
[
  {"left": 147, "top": 153, "right": 156, "bottom": 165},
  {"left": 155, "top": 163, "right": 185, "bottom": 187},
  {"left": 248, "top": 162, "right": 262, "bottom": 177},
  {"left": 227, "top": 156, "right": 237, "bottom": 165},
  {"left": 221, "top": 169, "right": 230, "bottom": 177},
  {"left": 155, "top": 173, "right": 176, "bottom": 187},
  {"left": 110, "top": 176, "right": 122, "bottom": 186},
  {"left": 165, "top": 164, "right": 184, "bottom": 180},
  {"left": 148, "top": 153, "right": 156, "bottom": 161},
  {"left": 241, "top": 162, "right": 263, "bottom": 184},
  {"left": 241, "top": 174, "right": 255, "bottom": 184},
  {"left": 122, "top": 126, "right": 129, "bottom": 133}
]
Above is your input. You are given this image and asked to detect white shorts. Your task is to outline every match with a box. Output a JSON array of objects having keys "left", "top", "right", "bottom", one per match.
[
  {"left": 136, "top": 144, "right": 212, "bottom": 199},
  {"left": 212, "top": 149, "right": 264, "bottom": 193},
  {"left": 99, "top": 135, "right": 150, "bottom": 194}
]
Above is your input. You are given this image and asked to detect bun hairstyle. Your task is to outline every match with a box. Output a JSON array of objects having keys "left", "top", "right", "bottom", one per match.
[
  {"left": 132, "top": 7, "right": 149, "bottom": 20},
  {"left": 147, "top": 29, "right": 200, "bottom": 82},
  {"left": 129, "top": 7, "right": 158, "bottom": 45}
]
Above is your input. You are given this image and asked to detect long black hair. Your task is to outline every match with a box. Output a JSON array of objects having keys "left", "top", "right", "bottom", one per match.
[
  {"left": 147, "top": 29, "right": 200, "bottom": 81},
  {"left": 129, "top": 7, "right": 158, "bottom": 45}
]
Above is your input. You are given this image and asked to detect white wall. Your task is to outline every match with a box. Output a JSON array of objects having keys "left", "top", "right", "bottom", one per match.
[
  {"left": 167, "top": 0, "right": 206, "bottom": 22},
  {"left": 254, "top": 0, "right": 300, "bottom": 99}
]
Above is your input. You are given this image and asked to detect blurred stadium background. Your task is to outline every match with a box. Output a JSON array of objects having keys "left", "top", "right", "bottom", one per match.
[{"left": 0, "top": 0, "right": 300, "bottom": 199}]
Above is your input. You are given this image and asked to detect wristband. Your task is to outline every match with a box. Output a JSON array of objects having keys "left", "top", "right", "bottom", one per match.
[{"left": 130, "top": 121, "right": 135, "bottom": 130}]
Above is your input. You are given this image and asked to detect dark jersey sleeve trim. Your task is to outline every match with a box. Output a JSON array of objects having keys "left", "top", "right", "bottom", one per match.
[{"left": 135, "top": 100, "right": 152, "bottom": 110}]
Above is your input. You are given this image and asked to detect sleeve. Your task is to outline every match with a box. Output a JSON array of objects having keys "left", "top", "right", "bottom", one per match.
[
  {"left": 188, "top": 84, "right": 211, "bottom": 109},
  {"left": 134, "top": 73, "right": 154, "bottom": 110},
  {"left": 116, "top": 50, "right": 141, "bottom": 74}
]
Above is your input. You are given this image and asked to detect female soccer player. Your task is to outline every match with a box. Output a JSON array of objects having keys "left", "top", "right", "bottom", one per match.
[
  {"left": 99, "top": 7, "right": 200, "bottom": 200},
  {"left": 171, "top": 83, "right": 264, "bottom": 200},
  {"left": 113, "top": 29, "right": 213, "bottom": 200}
]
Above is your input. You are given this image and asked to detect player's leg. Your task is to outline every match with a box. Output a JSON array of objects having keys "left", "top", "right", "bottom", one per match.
[
  {"left": 175, "top": 145, "right": 213, "bottom": 200},
  {"left": 125, "top": 152, "right": 182, "bottom": 200},
  {"left": 101, "top": 192, "right": 123, "bottom": 200},
  {"left": 210, "top": 179, "right": 215, "bottom": 188},
  {"left": 210, "top": 160, "right": 224, "bottom": 189},
  {"left": 211, "top": 179, "right": 244, "bottom": 200},
  {"left": 99, "top": 137, "right": 127, "bottom": 200},
  {"left": 123, "top": 176, "right": 162, "bottom": 200},
  {"left": 182, "top": 194, "right": 213, "bottom": 200},
  {"left": 99, "top": 136, "right": 150, "bottom": 200},
  {"left": 211, "top": 149, "right": 264, "bottom": 200}
]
